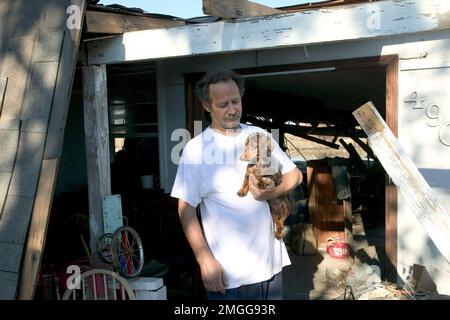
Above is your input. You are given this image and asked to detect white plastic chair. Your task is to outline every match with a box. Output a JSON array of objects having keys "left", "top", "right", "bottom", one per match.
[{"left": 62, "top": 269, "right": 136, "bottom": 300}]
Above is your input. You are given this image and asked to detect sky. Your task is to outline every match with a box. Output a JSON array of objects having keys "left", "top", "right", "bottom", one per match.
[{"left": 98, "top": 0, "right": 323, "bottom": 19}]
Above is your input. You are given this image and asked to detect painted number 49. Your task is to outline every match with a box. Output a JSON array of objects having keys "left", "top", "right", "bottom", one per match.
[{"left": 405, "top": 90, "right": 450, "bottom": 146}]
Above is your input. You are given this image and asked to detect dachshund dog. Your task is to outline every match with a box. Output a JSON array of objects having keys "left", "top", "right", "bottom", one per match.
[{"left": 237, "top": 132, "right": 292, "bottom": 239}]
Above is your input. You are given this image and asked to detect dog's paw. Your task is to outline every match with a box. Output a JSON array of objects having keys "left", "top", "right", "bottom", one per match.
[
  {"left": 257, "top": 181, "right": 267, "bottom": 189},
  {"left": 237, "top": 190, "right": 247, "bottom": 197},
  {"left": 274, "top": 230, "right": 283, "bottom": 240}
]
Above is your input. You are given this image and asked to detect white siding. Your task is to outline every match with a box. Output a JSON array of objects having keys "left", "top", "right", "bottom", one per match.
[{"left": 398, "top": 65, "right": 450, "bottom": 293}]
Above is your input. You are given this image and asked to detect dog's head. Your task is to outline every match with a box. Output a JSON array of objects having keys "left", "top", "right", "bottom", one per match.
[{"left": 240, "top": 132, "right": 274, "bottom": 162}]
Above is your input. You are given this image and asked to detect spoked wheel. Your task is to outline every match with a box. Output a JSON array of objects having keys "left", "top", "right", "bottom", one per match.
[
  {"left": 111, "top": 226, "right": 144, "bottom": 278},
  {"left": 96, "top": 233, "right": 114, "bottom": 263}
]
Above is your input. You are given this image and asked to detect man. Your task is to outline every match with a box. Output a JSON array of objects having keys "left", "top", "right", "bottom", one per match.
[{"left": 171, "top": 69, "right": 302, "bottom": 300}]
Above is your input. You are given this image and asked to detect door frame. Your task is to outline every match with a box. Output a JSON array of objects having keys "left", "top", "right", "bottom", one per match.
[{"left": 185, "top": 54, "right": 399, "bottom": 282}]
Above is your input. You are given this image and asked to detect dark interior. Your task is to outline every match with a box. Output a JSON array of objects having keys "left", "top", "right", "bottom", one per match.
[{"left": 242, "top": 67, "right": 386, "bottom": 139}]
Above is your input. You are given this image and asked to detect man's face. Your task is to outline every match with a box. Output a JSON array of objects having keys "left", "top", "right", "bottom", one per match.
[{"left": 203, "top": 79, "right": 242, "bottom": 133}]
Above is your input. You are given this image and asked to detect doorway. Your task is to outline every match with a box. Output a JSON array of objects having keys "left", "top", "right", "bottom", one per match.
[{"left": 185, "top": 55, "right": 399, "bottom": 298}]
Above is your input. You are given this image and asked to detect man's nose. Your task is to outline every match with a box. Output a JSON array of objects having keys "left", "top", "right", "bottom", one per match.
[{"left": 227, "top": 104, "right": 238, "bottom": 114}]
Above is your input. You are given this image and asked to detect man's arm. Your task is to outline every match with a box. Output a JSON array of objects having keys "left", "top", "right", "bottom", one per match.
[
  {"left": 178, "top": 199, "right": 228, "bottom": 293},
  {"left": 249, "top": 167, "right": 302, "bottom": 201}
]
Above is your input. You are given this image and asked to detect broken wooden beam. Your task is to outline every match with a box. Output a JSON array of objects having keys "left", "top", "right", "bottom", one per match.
[
  {"left": 339, "top": 138, "right": 366, "bottom": 172},
  {"left": 203, "top": 0, "right": 282, "bottom": 19},
  {"left": 85, "top": 10, "right": 185, "bottom": 34},
  {"left": 353, "top": 101, "right": 450, "bottom": 263},
  {"left": 345, "top": 129, "right": 376, "bottom": 159}
]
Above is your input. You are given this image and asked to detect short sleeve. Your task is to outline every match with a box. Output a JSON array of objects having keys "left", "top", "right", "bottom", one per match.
[
  {"left": 170, "top": 144, "right": 202, "bottom": 208},
  {"left": 271, "top": 137, "right": 297, "bottom": 175}
]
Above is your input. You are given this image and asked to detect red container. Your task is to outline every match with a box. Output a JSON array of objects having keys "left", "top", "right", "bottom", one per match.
[{"left": 326, "top": 237, "right": 350, "bottom": 259}]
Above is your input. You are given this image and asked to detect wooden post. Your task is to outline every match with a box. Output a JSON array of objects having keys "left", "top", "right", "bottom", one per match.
[
  {"left": 353, "top": 101, "right": 450, "bottom": 264},
  {"left": 82, "top": 64, "right": 111, "bottom": 255}
]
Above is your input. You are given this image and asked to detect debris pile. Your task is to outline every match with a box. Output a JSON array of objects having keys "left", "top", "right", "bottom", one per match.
[{"left": 325, "top": 246, "right": 449, "bottom": 300}]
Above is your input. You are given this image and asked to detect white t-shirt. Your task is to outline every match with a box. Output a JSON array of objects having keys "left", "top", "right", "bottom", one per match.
[{"left": 171, "top": 124, "right": 296, "bottom": 289}]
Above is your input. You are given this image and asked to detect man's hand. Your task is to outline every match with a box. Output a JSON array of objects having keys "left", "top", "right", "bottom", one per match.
[
  {"left": 199, "top": 254, "right": 228, "bottom": 294},
  {"left": 248, "top": 174, "right": 278, "bottom": 201},
  {"left": 248, "top": 168, "right": 302, "bottom": 201}
]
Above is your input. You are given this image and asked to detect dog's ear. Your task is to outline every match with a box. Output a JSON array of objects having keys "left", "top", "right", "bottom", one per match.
[
  {"left": 247, "top": 133, "right": 258, "bottom": 148},
  {"left": 240, "top": 135, "right": 252, "bottom": 161},
  {"left": 245, "top": 134, "right": 252, "bottom": 145},
  {"left": 268, "top": 134, "right": 274, "bottom": 151},
  {"left": 264, "top": 133, "right": 274, "bottom": 157}
]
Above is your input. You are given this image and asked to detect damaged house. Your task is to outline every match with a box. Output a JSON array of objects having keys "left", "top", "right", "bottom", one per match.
[{"left": 0, "top": 0, "right": 449, "bottom": 300}]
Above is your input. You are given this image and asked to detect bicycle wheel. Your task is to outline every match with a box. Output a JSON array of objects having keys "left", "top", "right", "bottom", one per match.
[
  {"left": 111, "top": 226, "right": 144, "bottom": 278},
  {"left": 96, "top": 233, "right": 114, "bottom": 263}
]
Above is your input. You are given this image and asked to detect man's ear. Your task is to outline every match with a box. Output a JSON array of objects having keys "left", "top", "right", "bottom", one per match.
[{"left": 201, "top": 101, "right": 211, "bottom": 112}]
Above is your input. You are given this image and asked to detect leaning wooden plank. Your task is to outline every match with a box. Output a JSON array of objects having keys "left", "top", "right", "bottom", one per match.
[
  {"left": 83, "top": 65, "right": 111, "bottom": 254},
  {"left": 353, "top": 101, "right": 450, "bottom": 263},
  {"left": 18, "top": 159, "right": 58, "bottom": 300},
  {"left": 85, "top": 10, "right": 185, "bottom": 34},
  {"left": 203, "top": 0, "right": 282, "bottom": 19}
]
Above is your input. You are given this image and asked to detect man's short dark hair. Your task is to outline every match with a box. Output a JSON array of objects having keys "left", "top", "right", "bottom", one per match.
[{"left": 195, "top": 69, "right": 245, "bottom": 105}]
